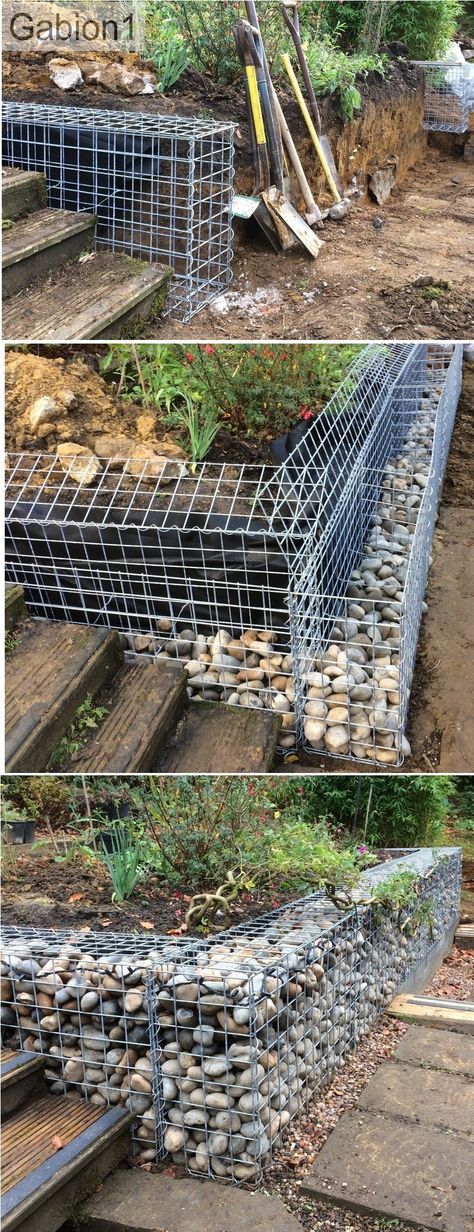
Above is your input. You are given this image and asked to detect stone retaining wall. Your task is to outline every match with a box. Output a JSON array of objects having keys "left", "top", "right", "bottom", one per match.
[{"left": 0, "top": 849, "right": 461, "bottom": 1180}]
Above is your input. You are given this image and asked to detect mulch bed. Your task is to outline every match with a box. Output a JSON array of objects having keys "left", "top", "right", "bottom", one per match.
[{"left": 0, "top": 846, "right": 297, "bottom": 936}]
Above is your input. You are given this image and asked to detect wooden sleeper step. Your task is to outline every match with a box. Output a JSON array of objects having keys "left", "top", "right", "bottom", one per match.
[
  {"left": 2, "top": 250, "right": 171, "bottom": 340},
  {"left": 72, "top": 659, "right": 189, "bottom": 772},
  {"left": 2, "top": 208, "right": 96, "bottom": 299},
  {"left": 5, "top": 619, "right": 123, "bottom": 772},
  {"left": 1, "top": 1091, "right": 133, "bottom": 1232},
  {"left": 2, "top": 169, "right": 47, "bottom": 221}
]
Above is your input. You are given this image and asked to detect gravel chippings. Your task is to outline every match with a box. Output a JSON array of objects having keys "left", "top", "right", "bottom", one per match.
[
  {"left": 424, "top": 944, "right": 474, "bottom": 1002},
  {"left": 260, "top": 1013, "right": 408, "bottom": 1231},
  {"left": 258, "top": 945, "right": 474, "bottom": 1231}
]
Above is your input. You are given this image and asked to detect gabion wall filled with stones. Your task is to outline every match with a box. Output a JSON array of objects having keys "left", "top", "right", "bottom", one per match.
[
  {"left": 0, "top": 849, "right": 461, "bottom": 1181},
  {"left": 5, "top": 344, "right": 462, "bottom": 765}
]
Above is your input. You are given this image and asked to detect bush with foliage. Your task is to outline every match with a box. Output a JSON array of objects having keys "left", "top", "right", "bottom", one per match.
[
  {"left": 312, "top": 1, "right": 462, "bottom": 59},
  {"left": 101, "top": 343, "right": 362, "bottom": 440},
  {"left": 273, "top": 776, "right": 453, "bottom": 848}
]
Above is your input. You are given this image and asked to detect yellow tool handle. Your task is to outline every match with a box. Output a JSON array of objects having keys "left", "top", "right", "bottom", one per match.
[
  {"left": 281, "top": 52, "right": 341, "bottom": 203},
  {"left": 245, "top": 64, "right": 267, "bottom": 147}
]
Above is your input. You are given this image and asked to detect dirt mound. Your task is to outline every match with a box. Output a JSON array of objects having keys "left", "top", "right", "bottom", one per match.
[{"left": 4, "top": 349, "right": 182, "bottom": 458}]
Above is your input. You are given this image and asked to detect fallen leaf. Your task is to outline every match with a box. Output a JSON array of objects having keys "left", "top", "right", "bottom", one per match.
[
  {"left": 68, "top": 893, "right": 83, "bottom": 903},
  {"left": 139, "top": 920, "right": 154, "bottom": 930},
  {"left": 78, "top": 252, "right": 96, "bottom": 263},
  {"left": 51, "top": 1135, "right": 65, "bottom": 1150}
]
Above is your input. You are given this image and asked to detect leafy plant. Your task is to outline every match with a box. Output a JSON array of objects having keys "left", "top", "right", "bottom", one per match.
[
  {"left": 98, "top": 828, "right": 145, "bottom": 902},
  {"left": 303, "top": 38, "right": 386, "bottom": 122},
  {"left": 47, "top": 697, "right": 109, "bottom": 768},
  {"left": 173, "top": 393, "right": 222, "bottom": 471},
  {"left": 1, "top": 800, "right": 27, "bottom": 823},
  {"left": 131, "top": 776, "right": 273, "bottom": 887},
  {"left": 154, "top": 1, "right": 285, "bottom": 84},
  {"left": 272, "top": 776, "right": 453, "bottom": 848},
  {"left": 5, "top": 630, "right": 20, "bottom": 654},
  {"left": 385, "top": 0, "right": 462, "bottom": 59},
  {"left": 149, "top": 35, "right": 188, "bottom": 93}
]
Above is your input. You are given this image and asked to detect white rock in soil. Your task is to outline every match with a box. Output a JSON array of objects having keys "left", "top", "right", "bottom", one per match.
[
  {"left": 49, "top": 59, "right": 84, "bottom": 90},
  {"left": 29, "top": 396, "right": 60, "bottom": 430},
  {"left": 56, "top": 443, "right": 102, "bottom": 486}
]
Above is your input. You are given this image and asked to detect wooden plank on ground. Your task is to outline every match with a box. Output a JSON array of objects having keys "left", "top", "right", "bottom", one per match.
[{"left": 388, "top": 993, "right": 474, "bottom": 1034}]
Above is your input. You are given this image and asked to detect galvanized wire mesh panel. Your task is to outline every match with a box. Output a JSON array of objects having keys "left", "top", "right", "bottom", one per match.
[
  {"left": 415, "top": 61, "right": 474, "bottom": 132},
  {"left": 2, "top": 102, "right": 235, "bottom": 320},
  {"left": 4, "top": 344, "right": 462, "bottom": 763},
  {"left": 292, "top": 345, "right": 462, "bottom": 764},
  {"left": 0, "top": 850, "right": 462, "bottom": 1182}
]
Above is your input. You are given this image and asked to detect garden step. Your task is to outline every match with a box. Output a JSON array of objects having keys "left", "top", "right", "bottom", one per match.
[
  {"left": 2, "top": 208, "right": 96, "bottom": 299},
  {"left": 388, "top": 992, "right": 474, "bottom": 1034},
  {"left": 5, "top": 619, "right": 123, "bottom": 772},
  {"left": 393, "top": 1024, "right": 474, "bottom": 1078},
  {"left": 2, "top": 251, "right": 171, "bottom": 340},
  {"left": 455, "top": 923, "right": 474, "bottom": 950},
  {"left": 72, "top": 659, "right": 188, "bottom": 772},
  {"left": 2, "top": 168, "right": 46, "bottom": 221},
  {"left": 81, "top": 1171, "right": 302, "bottom": 1232},
  {"left": 1, "top": 1051, "right": 46, "bottom": 1120},
  {"left": 156, "top": 698, "right": 282, "bottom": 772},
  {"left": 1, "top": 1091, "right": 133, "bottom": 1232},
  {"left": 5, "top": 584, "right": 26, "bottom": 633}
]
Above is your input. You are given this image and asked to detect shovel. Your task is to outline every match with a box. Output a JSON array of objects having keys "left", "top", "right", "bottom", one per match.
[
  {"left": 280, "top": 0, "right": 345, "bottom": 203},
  {"left": 242, "top": 16, "right": 323, "bottom": 256},
  {"left": 232, "top": 22, "right": 282, "bottom": 251},
  {"left": 282, "top": 52, "right": 344, "bottom": 206}
]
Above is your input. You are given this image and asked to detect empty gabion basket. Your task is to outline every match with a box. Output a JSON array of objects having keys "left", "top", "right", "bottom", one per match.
[
  {"left": 416, "top": 61, "right": 474, "bottom": 132},
  {"left": 2, "top": 101, "right": 235, "bottom": 320}
]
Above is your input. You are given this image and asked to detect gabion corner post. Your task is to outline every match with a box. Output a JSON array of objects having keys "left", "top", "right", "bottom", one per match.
[{"left": 154, "top": 966, "right": 266, "bottom": 1183}]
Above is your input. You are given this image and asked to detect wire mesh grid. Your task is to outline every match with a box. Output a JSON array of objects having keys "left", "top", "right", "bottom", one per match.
[
  {"left": 2, "top": 101, "right": 235, "bottom": 320},
  {"left": 292, "top": 344, "right": 463, "bottom": 764},
  {"left": 4, "top": 344, "right": 462, "bottom": 763},
  {"left": 0, "top": 850, "right": 461, "bottom": 1182},
  {"left": 415, "top": 61, "right": 474, "bottom": 132}
]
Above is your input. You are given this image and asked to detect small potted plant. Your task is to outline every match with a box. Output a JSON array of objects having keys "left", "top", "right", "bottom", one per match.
[{"left": 1, "top": 800, "right": 36, "bottom": 845}]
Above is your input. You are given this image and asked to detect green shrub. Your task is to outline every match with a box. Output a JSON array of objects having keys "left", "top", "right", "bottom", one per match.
[
  {"left": 273, "top": 776, "right": 454, "bottom": 848},
  {"left": 101, "top": 343, "right": 363, "bottom": 440},
  {"left": 385, "top": 1, "right": 462, "bottom": 59},
  {"left": 309, "top": 1, "right": 462, "bottom": 58}
]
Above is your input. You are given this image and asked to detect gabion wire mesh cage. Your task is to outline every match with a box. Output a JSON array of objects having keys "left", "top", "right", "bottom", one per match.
[
  {"left": 416, "top": 61, "right": 474, "bottom": 132},
  {"left": 5, "top": 344, "right": 462, "bottom": 765},
  {"left": 0, "top": 849, "right": 462, "bottom": 1182},
  {"left": 2, "top": 101, "right": 235, "bottom": 321}
]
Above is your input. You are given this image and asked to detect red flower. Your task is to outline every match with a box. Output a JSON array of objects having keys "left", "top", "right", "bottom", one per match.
[
  {"left": 299, "top": 407, "right": 314, "bottom": 421},
  {"left": 203, "top": 344, "right": 215, "bottom": 355},
  {"left": 185, "top": 351, "right": 194, "bottom": 363}
]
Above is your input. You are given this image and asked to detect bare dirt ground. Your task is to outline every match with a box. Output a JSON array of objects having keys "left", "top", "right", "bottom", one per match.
[
  {"left": 161, "top": 147, "right": 473, "bottom": 343},
  {"left": 407, "top": 362, "right": 474, "bottom": 772}
]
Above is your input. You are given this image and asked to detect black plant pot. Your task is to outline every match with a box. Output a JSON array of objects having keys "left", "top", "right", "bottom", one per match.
[
  {"left": 101, "top": 800, "right": 132, "bottom": 823},
  {"left": 3, "top": 820, "right": 36, "bottom": 845}
]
